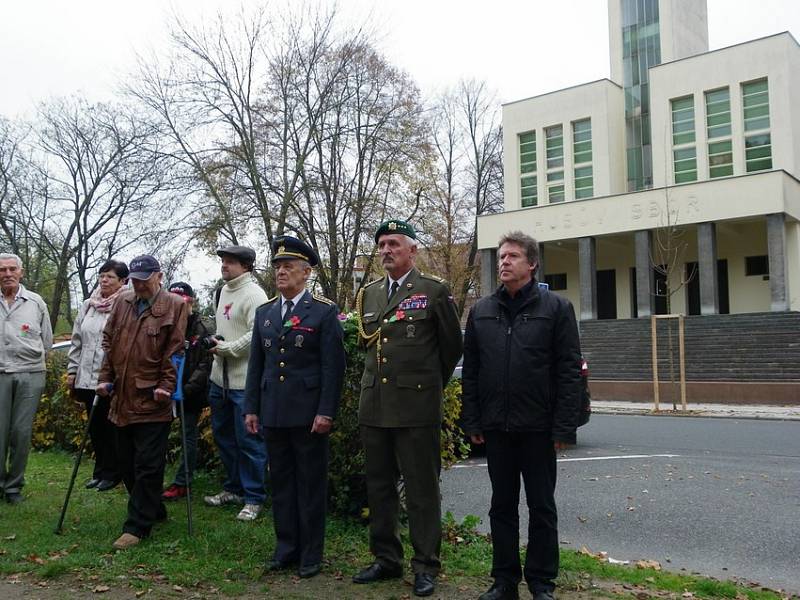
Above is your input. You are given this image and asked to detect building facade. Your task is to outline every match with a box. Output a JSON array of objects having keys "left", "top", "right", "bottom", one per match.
[{"left": 478, "top": 0, "right": 800, "bottom": 324}]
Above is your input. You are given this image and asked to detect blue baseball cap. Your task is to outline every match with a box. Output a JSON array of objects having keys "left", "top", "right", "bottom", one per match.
[{"left": 128, "top": 255, "right": 161, "bottom": 280}]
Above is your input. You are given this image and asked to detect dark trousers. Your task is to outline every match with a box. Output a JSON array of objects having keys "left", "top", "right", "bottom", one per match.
[
  {"left": 116, "top": 421, "right": 170, "bottom": 538},
  {"left": 484, "top": 430, "right": 558, "bottom": 593},
  {"left": 171, "top": 407, "right": 200, "bottom": 487},
  {"left": 265, "top": 427, "right": 329, "bottom": 568},
  {"left": 74, "top": 388, "right": 119, "bottom": 482},
  {"left": 361, "top": 425, "right": 442, "bottom": 576}
]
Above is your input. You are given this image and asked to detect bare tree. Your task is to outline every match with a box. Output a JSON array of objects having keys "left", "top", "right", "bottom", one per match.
[{"left": 420, "top": 79, "right": 503, "bottom": 316}]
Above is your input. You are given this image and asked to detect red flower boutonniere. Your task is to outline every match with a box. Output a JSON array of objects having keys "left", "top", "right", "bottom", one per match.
[
  {"left": 388, "top": 310, "right": 406, "bottom": 322},
  {"left": 20, "top": 323, "right": 31, "bottom": 337},
  {"left": 284, "top": 315, "right": 301, "bottom": 328}
]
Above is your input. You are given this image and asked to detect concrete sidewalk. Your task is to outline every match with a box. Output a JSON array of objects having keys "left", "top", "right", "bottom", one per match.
[{"left": 592, "top": 399, "right": 800, "bottom": 420}]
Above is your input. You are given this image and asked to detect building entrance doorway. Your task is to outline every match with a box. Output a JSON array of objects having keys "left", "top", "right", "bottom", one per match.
[
  {"left": 597, "top": 269, "right": 617, "bottom": 319},
  {"left": 686, "top": 259, "right": 730, "bottom": 315}
]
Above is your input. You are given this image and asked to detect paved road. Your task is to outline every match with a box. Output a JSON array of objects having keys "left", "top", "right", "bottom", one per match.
[{"left": 441, "top": 414, "right": 800, "bottom": 594}]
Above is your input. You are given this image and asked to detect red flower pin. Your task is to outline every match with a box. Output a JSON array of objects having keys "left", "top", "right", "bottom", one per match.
[{"left": 389, "top": 310, "right": 406, "bottom": 322}]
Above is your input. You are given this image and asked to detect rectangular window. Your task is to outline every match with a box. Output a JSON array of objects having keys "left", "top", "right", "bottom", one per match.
[
  {"left": 545, "top": 125, "right": 564, "bottom": 169},
  {"left": 705, "top": 87, "right": 732, "bottom": 178},
  {"left": 742, "top": 79, "right": 772, "bottom": 173},
  {"left": 742, "top": 79, "right": 770, "bottom": 132},
  {"left": 745, "top": 134, "right": 772, "bottom": 172},
  {"left": 521, "top": 175, "right": 538, "bottom": 207},
  {"left": 745, "top": 255, "right": 769, "bottom": 277},
  {"left": 544, "top": 273, "right": 567, "bottom": 291},
  {"left": 671, "top": 96, "right": 696, "bottom": 183},
  {"left": 546, "top": 125, "right": 564, "bottom": 203},
  {"left": 519, "top": 131, "right": 538, "bottom": 207},
  {"left": 572, "top": 119, "right": 593, "bottom": 199}
]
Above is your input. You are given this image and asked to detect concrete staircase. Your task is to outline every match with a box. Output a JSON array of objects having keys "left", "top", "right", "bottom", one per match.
[{"left": 580, "top": 312, "right": 800, "bottom": 382}]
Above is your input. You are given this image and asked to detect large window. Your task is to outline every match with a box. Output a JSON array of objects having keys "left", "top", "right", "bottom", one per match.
[
  {"left": 572, "top": 119, "right": 593, "bottom": 199},
  {"left": 705, "top": 88, "right": 733, "bottom": 178},
  {"left": 671, "top": 96, "right": 696, "bottom": 183},
  {"left": 519, "top": 131, "right": 537, "bottom": 207},
  {"left": 545, "top": 125, "right": 564, "bottom": 203},
  {"left": 742, "top": 79, "right": 772, "bottom": 173}
]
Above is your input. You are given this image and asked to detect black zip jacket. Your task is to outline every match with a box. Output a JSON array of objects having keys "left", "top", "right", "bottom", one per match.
[
  {"left": 182, "top": 313, "right": 213, "bottom": 412},
  {"left": 460, "top": 282, "right": 582, "bottom": 444}
]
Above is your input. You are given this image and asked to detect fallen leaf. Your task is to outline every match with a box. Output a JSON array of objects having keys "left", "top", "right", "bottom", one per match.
[
  {"left": 635, "top": 560, "right": 662, "bottom": 571},
  {"left": 25, "top": 554, "right": 46, "bottom": 565},
  {"left": 4, "top": 535, "right": 16, "bottom": 541},
  {"left": 682, "top": 592, "right": 694, "bottom": 598},
  {"left": 578, "top": 515, "right": 588, "bottom": 523},
  {"left": 173, "top": 584, "right": 183, "bottom": 592},
  {"left": 135, "top": 592, "right": 146, "bottom": 598},
  {"left": 92, "top": 585, "right": 110, "bottom": 593}
]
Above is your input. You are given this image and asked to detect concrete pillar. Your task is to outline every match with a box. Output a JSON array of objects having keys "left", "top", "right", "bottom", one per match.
[
  {"left": 697, "top": 222, "right": 719, "bottom": 315},
  {"left": 767, "top": 213, "right": 789, "bottom": 311},
  {"left": 536, "top": 243, "right": 546, "bottom": 281},
  {"left": 479, "top": 248, "right": 497, "bottom": 297},
  {"left": 578, "top": 236, "right": 597, "bottom": 320},
  {"left": 634, "top": 230, "right": 654, "bottom": 317}
]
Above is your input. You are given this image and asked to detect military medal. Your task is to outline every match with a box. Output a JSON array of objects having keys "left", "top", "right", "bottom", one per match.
[
  {"left": 264, "top": 338, "right": 272, "bottom": 348},
  {"left": 264, "top": 319, "right": 271, "bottom": 327},
  {"left": 406, "top": 324, "right": 416, "bottom": 338},
  {"left": 295, "top": 334, "right": 304, "bottom": 348}
]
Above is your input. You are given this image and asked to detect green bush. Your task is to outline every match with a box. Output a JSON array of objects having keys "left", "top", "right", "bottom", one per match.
[{"left": 37, "top": 312, "right": 468, "bottom": 516}]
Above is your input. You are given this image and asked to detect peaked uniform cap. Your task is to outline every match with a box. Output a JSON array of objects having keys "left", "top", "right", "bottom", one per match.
[{"left": 271, "top": 235, "right": 319, "bottom": 267}]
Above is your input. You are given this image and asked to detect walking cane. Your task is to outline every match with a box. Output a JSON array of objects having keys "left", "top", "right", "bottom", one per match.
[
  {"left": 171, "top": 353, "right": 193, "bottom": 536},
  {"left": 55, "top": 385, "right": 111, "bottom": 534}
]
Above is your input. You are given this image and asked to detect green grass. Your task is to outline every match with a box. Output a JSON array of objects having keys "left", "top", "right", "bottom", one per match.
[{"left": 0, "top": 452, "right": 791, "bottom": 599}]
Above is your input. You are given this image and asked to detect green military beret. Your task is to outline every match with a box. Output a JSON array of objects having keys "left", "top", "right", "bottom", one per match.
[{"left": 374, "top": 219, "right": 417, "bottom": 243}]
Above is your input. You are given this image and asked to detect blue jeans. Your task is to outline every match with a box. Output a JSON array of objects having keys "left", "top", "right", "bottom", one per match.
[
  {"left": 171, "top": 407, "right": 199, "bottom": 487},
  {"left": 208, "top": 382, "right": 267, "bottom": 504}
]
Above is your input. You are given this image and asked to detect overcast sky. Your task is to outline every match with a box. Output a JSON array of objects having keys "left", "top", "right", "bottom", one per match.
[{"left": 2, "top": 0, "right": 800, "bottom": 120}]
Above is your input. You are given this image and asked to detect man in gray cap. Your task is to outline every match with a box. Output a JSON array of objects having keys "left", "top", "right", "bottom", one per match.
[{"left": 204, "top": 245, "right": 269, "bottom": 522}]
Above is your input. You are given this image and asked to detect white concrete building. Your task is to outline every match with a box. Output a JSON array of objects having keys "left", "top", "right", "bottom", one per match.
[{"left": 478, "top": 0, "right": 800, "bottom": 322}]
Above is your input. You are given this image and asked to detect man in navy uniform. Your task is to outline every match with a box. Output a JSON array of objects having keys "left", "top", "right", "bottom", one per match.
[{"left": 244, "top": 235, "right": 346, "bottom": 579}]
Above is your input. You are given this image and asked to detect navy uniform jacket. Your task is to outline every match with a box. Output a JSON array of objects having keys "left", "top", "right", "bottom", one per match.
[{"left": 244, "top": 290, "right": 346, "bottom": 428}]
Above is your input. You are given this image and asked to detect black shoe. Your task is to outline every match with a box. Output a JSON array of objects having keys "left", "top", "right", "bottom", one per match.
[
  {"left": 85, "top": 478, "right": 101, "bottom": 489},
  {"left": 352, "top": 562, "right": 402, "bottom": 584},
  {"left": 266, "top": 558, "right": 295, "bottom": 572},
  {"left": 96, "top": 479, "right": 120, "bottom": 492},
  {"left": 298, "top": 563, "right": 321, "bottom": 578},
  {"left": 413, "top": 573, "right": 435, "bottom": 597},
  {"left": 5, "top": 492, "right": 23, "bottom": 505},
  {"left": 532, "top": 590, "right": 555, "bottom": 600},
  {"left": 479, "top": 581, "right": 520, "bottom": 600}
]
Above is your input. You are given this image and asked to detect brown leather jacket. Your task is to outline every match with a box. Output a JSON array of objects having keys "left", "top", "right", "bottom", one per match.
[{"left": 98, "top": 288, "right": 188, "bottom": 426}]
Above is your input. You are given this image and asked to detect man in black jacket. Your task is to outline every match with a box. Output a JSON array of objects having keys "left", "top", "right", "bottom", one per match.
[
  {"left": 162, "top": 282, "right": 213, "bottom": 501},
  {"left": 461, "top": 231, "right": 581, "bottom": 600}
]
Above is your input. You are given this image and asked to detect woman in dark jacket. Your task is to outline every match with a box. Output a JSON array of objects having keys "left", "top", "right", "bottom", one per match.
[{"left": 162, "top": 282, "right": 213, "bottom": 500}]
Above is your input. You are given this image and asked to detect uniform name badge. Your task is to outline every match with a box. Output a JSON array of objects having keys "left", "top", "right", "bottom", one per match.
[{"left": 295, "top": 334, "right": 304, "bottom": 348}]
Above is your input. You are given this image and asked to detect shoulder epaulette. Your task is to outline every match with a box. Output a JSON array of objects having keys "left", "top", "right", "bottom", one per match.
[
  {"left": 312, "top": 294, "right": 334, "bottom": 305},
  {"left": 419, "top": 272, "right": 446, "bottom": 284},
  {"left": 258, "top": 295, "right": 279, "bottom": 309},
  {"left": 364, "top": 278, "right": 384, "bottom": 288}
]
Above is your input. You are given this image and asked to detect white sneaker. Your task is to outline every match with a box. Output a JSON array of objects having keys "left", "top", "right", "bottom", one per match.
[
  {"left": 237, "top": 503, "right": 262, "bottom": 521},
  {"left": 203, "top": 490, "right": 243, "bottom": 507}
]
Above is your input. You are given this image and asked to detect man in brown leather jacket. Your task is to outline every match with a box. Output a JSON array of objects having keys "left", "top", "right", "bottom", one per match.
[{"left": 96, "top": 255, "right": 188, "bottom": 550}]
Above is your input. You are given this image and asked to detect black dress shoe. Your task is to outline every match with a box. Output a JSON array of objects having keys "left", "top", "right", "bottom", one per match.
[
  {"left": 479, "top": 580, "right": 520, "bottom": 600},
  {"left": 413, "top": 573, "right": 435, "bottom": 597},
  {"left": 96, "top": 479, "right": 120, "bottom": 492},
  {"left": 5, "top": 492, "right": 24, "bottom": 505},
  {"left": 352, "top": 562, "right": 402, "bottom": 583},
  {"left": 85, "top": 478, "right": 101, "bottom": 489},
  {"left": 532, "top": 590, "right": 555, "bottom": 600},
  {"left": 266, "top": 558, "right": 295, "bottom": 572},
  {"left": 297, "top": 563, "right": 321, "bottom": 578}
]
